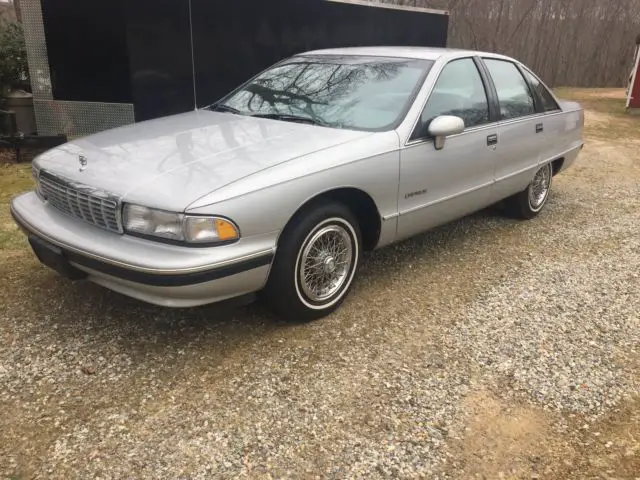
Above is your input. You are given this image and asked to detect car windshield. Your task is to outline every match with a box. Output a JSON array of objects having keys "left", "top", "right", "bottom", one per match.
[{"left": 213, "top": 55, "right": 434, "bottom": 131}]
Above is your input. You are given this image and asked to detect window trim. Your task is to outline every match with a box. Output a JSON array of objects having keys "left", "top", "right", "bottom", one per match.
[
  {"left": 519, "top": 65, "right": 562, "bottom": 113},
  {"left": 515, "top": 63, "right": 544, "bottom": 114},
  {"left": 480, "top": 57, "right": 538, "bottom": 121},
  {"left": 408, "top": 56, "right": 494, "bottom": 142},
  {"left": 406, "top": 121, "right": 498, "bottom": 147},
  {"left": 473, "top": 57, "right": 501, "bottom": 122}
]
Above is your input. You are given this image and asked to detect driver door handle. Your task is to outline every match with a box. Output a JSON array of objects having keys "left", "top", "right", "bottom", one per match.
[{"left": 487, "top": 134, "right": 498, "bottom": 146}]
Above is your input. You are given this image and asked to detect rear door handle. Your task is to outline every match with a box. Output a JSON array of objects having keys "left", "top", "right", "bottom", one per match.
[
  {"left": 536, "top": 123, "right": 544, "bottom": 133},
  {"left": 487, "top": 134, "right": 498, "bottom": 146}
]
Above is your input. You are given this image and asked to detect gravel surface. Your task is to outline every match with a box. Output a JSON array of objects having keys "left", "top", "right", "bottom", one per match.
[{"left": 1, "top": 92, "right": 639, "bottom": 479}]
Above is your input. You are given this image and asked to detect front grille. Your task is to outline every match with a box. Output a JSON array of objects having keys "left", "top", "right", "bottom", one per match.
[{"left": 38, "top": 170, "right": 122, "bottom": 233}]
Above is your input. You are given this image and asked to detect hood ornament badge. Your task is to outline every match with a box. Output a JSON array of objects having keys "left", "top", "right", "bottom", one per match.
[{"left": 78, "top": 155, "right": 88, "bottom": 172}]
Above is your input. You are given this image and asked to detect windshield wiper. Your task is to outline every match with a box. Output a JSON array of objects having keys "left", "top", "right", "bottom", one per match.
[
  {"left": 207, "top": 103, "right": 242, "bottom": 115},
  {"left": 250, "top": 113, "right": 327, "bottom": 127}
]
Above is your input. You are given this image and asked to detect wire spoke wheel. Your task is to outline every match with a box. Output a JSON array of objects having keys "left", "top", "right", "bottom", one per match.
[
  {"left": 298, "top": 223, "right": 354, "bottom": 303},
  {"left": 266, "top": 203, "right": 361, "bottom": 322},
  {"left": 529, "top": 163, "right": 552, "bottom": 211}
]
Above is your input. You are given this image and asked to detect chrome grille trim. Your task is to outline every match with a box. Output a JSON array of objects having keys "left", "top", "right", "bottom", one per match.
[{"left": 38, "top": 170, "right": 123, "bottom": 233}]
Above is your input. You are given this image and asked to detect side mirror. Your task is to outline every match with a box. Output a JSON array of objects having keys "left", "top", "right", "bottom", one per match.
[{"left": 428, "top": 115, "right": 465, "bottom": 150}]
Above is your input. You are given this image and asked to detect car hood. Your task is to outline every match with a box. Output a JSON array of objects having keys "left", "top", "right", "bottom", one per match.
[{"left": 35, "top": 110, "right": 372, "bottom": 211}]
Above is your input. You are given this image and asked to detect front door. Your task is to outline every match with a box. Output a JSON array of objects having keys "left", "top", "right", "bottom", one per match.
[{"left": 397, "top": 57, "right": 498, "bottom": 241}]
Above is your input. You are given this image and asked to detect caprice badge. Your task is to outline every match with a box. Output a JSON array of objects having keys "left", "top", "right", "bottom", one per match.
[{"left": 78, "top": 155, "right": 88, "bottom": 172}]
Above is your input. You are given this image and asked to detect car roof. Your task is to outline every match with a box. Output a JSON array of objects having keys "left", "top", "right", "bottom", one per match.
[{"left": 298, "top": 46, "right": 511, "bottom": 62}]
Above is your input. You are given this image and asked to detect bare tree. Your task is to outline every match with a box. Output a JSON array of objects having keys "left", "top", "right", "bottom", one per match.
[{"left": 374, "top": 0, "right": 640, "bottom": 87}]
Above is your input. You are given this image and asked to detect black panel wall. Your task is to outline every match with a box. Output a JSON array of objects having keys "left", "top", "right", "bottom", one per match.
[
  {"left": 41, "top": 0, "right": 131, "bottom": 103},
  {"left": 40, "top": 0, "right": 448, "bottom": 123},
  {"left": 124, "top": 0, "right": 194, "bottom": 121},
  {"left": 192, "top": 0, "right": 449, "bottom": 109}
]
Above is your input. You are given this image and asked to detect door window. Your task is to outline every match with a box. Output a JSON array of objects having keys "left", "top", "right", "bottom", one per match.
[
  {"left": 483, "top": 59, "right": 536, "bottom": 120},
  {"left": 412, "top": 58, "right": 490, "bottom": 140},
  {"left": 522, "top": 68, "right": 560, "bottom": 112}
]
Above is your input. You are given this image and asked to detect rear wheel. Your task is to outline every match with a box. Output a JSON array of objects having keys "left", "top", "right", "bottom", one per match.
[
  {"left": 263, "top": 202, "right": 361, "bottom": 322},
  {"left": 504, "top": 163, "right": 553, "bottom": 219}
]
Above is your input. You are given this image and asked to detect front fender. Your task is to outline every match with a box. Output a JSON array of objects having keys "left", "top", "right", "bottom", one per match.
[{"left": 186, "top": 131, "right": 401, "bottom": 247}]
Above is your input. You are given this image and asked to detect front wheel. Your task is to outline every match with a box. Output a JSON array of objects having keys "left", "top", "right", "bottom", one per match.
[
  {"left": 262, "top": 202, "right": 361, "bottom": 322},
  {"left": 504, "top": 163, "right": 553, "bottom": 219}
]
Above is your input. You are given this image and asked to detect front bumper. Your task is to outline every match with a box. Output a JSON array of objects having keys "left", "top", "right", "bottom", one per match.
[{"left": 10, "top": 192, "right": 277, "bottom": 307}]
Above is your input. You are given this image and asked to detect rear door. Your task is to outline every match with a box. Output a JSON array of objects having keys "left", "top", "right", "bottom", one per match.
[
  {"left": 481, "top": 58, "right": 542, "bottom": 202},
  {"left": 520, "top": 66, "right": 565, "bottom": 163}
]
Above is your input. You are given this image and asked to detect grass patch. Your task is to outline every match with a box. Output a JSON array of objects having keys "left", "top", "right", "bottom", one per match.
[
  {"left": 0, "top": 162, "right": 33, "bottom": 202},
  {"left": 0, "top": 163, "right": 34, "bottom": 251},
  {"left": 554, "top": 88, "right": 640, "bottom": 141},
  {"left": 554, "top": 88, "right": 627, "bottom": 115}
]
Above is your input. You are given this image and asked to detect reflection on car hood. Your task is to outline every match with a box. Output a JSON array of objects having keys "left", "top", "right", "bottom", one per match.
[{"left": 34, "top": 110, "right": 371, "bottom": 211}]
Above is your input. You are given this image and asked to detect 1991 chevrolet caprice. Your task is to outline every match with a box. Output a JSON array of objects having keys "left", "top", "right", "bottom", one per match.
[{"left": 11, "top": 47, "right": 584, "bottom": 321}]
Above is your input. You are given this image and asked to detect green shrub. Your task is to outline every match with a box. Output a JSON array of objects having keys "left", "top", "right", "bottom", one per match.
[{"left": 0, "top": 21, "right": 30, "bottom": 96}]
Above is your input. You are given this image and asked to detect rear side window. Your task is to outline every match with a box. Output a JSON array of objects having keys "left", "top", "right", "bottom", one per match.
[
  {"left": 522, "top": 68, "right": 561, "bottom": 112},
  {"left": 483, "top": 59, "right": 536, "bottom": 120},
  {"left": 417, "top": 58, "right": 490, "bottom": 135}
]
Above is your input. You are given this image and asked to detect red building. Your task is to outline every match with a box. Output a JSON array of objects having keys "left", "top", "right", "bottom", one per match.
[{"left": 627, "top": 35, "right": 640, "bottom": 112}]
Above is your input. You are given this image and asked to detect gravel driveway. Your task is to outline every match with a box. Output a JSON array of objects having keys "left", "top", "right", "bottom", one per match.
[{"left": 1, "top": 89, "right": 638, "bottom": 479}]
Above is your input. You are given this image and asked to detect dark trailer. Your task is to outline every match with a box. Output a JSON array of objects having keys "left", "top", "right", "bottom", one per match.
[{"left": 20, "top": 0, "right": 449, "bottom": 137}]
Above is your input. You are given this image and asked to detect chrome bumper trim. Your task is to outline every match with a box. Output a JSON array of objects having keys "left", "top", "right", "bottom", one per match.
[{"left": 10, "top": 199, "right": 274, "bottom": 278}]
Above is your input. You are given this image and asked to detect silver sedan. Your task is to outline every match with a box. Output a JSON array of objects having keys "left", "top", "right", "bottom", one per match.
[{"left": 10, "top": 47, "right": 584, "bottom": 321}]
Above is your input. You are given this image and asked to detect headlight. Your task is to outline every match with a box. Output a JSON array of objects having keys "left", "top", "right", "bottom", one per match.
[{"left": 122, "top": 204, "right": 240, "bottom": 245}]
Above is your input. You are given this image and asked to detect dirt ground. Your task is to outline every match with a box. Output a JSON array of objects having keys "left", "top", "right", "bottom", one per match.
[{"left": 0, "top": 89, "right": 638, "bottom": 479}]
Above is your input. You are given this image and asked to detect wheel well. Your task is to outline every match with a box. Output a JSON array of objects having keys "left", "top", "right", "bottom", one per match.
[
  {"left": 286, "top": 188, "right": 382, "bottom": 251},
  {"left": 552, "top": 158, "right": 565, "bottom": 176}
]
